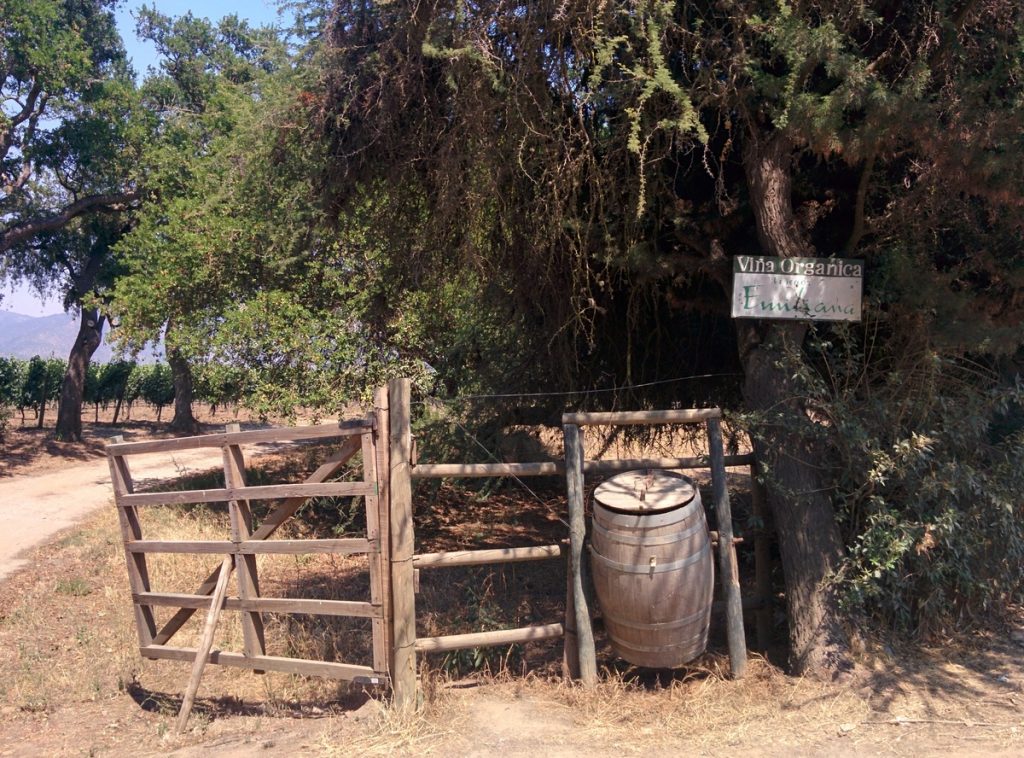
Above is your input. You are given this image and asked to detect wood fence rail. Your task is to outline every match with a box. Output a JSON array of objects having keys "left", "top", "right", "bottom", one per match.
[{"left": 411, "top": 454, "right": 755, "bottom": 479}]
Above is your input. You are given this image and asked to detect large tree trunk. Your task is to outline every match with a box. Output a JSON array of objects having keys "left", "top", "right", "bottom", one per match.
[
  {"left": 167, "top": 344, "right": 200, "bottom": 435},
  {"left": 55, "top": 307, "right": 105, "bottom": 442},
  {"left": 739, "top": 133, "right": 852, "bottom": 677}
]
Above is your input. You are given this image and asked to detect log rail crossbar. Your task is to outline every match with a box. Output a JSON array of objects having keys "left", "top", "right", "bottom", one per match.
[{"left": 104, "top": 417, "right": 392, "bottom": 727}]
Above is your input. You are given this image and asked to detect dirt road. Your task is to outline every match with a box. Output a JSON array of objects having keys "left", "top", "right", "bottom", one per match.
[{"left": 0, "top": 445, "right": 272, "bottom": 583}]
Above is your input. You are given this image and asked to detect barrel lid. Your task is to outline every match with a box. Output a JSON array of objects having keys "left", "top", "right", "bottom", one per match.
[{"left": 592, "top": 470, "right": 696, "bottom": 514}]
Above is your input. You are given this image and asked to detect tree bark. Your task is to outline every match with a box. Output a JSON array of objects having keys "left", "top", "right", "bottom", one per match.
[
  {"left": 167, "top": 344, "right": 200, "bottom": 435},
  {"left": 36, "top": 383, "right": 46, "bottom": 429},
  {"left": 55, "top": 307, "right": 105, "bottom": 441},
  {"left": 0, "top": 190, "right": 140, "bottom": 254},
  {"left": 738, "top": 133, "right": 853, "bottom": 678}
]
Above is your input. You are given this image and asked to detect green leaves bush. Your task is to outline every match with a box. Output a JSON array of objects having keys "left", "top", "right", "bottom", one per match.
[{"left": 806, "top": 328, "right": 1024, "bottom": 636}]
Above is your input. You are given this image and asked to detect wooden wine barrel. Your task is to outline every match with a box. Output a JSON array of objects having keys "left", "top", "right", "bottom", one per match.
[{"left": 590, "top": 470, "right": 714, "bottom": 668}]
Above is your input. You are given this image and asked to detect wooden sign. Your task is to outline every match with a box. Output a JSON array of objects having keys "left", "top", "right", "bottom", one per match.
[{"left": 731, "top": 255, "right": 863, "bottom": 322}]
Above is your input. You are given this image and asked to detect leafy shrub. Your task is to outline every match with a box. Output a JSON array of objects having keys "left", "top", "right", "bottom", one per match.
[{"left": 805, "top": 326, "right": 1024, "bottom": 636}]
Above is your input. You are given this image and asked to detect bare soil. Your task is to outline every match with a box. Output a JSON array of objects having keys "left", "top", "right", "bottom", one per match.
[{"left": 1, "top": 411, "right": 1023, "bottom": 756}]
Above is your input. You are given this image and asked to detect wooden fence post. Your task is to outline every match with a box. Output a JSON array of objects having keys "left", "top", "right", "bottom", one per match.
[
  {"left": 223, "top": 423, "right": 266, "bottom": 667},
  {"left": 374, "top": 386, "right": 394, "bottom": 677},
  {"left": 389, "top": 378, "right": 418, "bottom": 708},
  {"left": 707, "top": 417, "right": 748, "bottom": 678},
  {"left": 562, "top": 423, "right": 597, "bottom": 686}
]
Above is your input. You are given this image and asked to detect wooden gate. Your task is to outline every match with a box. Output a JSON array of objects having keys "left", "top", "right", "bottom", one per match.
[{"left": 105, "top": 415, "right": 391, "bottom": 684}]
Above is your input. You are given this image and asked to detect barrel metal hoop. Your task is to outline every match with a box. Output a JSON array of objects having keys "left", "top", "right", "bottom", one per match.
[
  {"left": 589, "top": 542, "right": 711, "bottom": 574},
  {"left": 610, "top": 630, "right": 709, "bottom": 654},
  {"left": 591, "top": 518, "right": 707, "bottom": 547},
  {"left": 601, "top": 603, "right": 710, "bottom": 631}
]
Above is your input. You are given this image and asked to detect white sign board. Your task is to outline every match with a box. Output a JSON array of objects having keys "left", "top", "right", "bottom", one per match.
[{"left": 731, "top": 255, "right": 863, "bottom": 322}]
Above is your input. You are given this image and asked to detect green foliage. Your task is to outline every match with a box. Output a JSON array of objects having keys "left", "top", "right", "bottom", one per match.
[
  {"left": 791, "top": 325, "right": 1024, "bottom": 635},
  {"left": 0, "top": 356, "right": 21, "bottom": 437},
  {"left": 193, "top": 362, "right": 247, "bottom": 411},
  {"left": 0, "top": 357, "right": 24, "bottom": 407},
  {"left": 110, "top": 9, "right": 421, "bottom": 418},
  {"left": 133, "top": 363, "right": 174, "bottom": 410},
  {"left": 19, "top": 356, "right": 64, "bottom": 409},
  {"left": 1, "top": 0, "right": 138, "bottom": 257},
  {"left": 83, "top": 361, "right": 101, "bottom": 406},
  {"left": 96, "top": 359, "right": 134, "bottom": 406}
]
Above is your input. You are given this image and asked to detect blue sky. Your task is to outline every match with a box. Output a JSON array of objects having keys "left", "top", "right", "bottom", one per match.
[{"left": 2, "top": 0, "right": 282, "bottom": 316}]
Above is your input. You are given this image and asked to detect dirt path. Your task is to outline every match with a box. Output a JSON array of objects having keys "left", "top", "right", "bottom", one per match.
[{"left": 0, "top": 443, "right": 287, "bottom": 583}]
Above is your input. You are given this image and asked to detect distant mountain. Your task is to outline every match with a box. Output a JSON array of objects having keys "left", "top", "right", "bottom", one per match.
[{"left": 0, "top": 311, "right": 162, "bottom": 363}]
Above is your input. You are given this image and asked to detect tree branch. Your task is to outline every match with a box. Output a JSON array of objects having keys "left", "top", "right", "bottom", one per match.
[
  {"left": 928, "top": 0, "right": 982, "bottom": 69},
  {"left": 0, "top": 81, "right": 43, "bottom": 161},
  {"left": 0, "top": 190, "right": 141, "bottom": 254},
  {"left": 844, "top": 147, "right": 876, "bottom": 255}
]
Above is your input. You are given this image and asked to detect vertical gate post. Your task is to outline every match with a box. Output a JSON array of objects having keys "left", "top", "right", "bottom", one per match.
[
  {"left": 373, "top": 386, "right": 395, "bottom": 676},
  {"left": 223, "top": 423, "right": 266, "bottom": 667},
  {"left": 388, "top": 378, "right": 418, "bottom": 708},
  {"left": 562, "top": 422, "right": 597, "bottom": 686},
  {"left": 107, "top": 440, "right": 158, "bottom": 647},
  {"left": 707, "top": 417, "right": 748, "bottom": 678}
]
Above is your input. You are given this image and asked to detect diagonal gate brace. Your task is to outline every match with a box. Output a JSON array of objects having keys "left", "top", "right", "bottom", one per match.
[{"left": 150, "top": 436, "right": 364, "bottom": 647}]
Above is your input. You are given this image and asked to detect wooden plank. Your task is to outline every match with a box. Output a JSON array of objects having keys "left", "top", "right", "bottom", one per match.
[
  {"left": 361, "top": 426, "right": 388, "bottom": 676},
  {"left": 413, "top": 461, "right": 560, "bottom": 479},
  {"left": 562, "top": 408, "right": 721, "bottom": 426},
  {"left": 127, "top": 541, "right": 235, "bottom": 554},
  {"left": 176, "top": 556, "right": 233, "bottom": 733},
  {"left": 414, "top": 623, "right": 564, "bottom": 653},
  {"left": 410, "top": 454, "right": 755, "bottom": 480},
  {"left": 750, "top": 460, "right": 772, "bottom": 652},
  {"left": 707, "top": 417, "right": 747, "bottom": 679},
  {"left": 237, "top": 538, "right": 372, "bottom": 555},
  {"left": 107, "top": 449, "right": 157, "bottom": 646},
  {"left": 106, "top": 419, "right": 373, "bottom": 455},
  {"left": 389, "top": 378, "right": 418, "bottom": 709},
  {"left": 122, "top": 537, "right": 374, "bottom": 559},
  {"left": 140, "top": 646, "right": 383, "bottom": 683},
  {"left": 413, "top": 545, "right": 562, "bottom": 568},
  {"left": 223, "top": 430, "right": 266, "bottom": 667},
  {"left": 563, "top": 423, "right": 597, "bottom": 686},
  {"left": 373, "top": 386, "right": 394, "bottom": 677},
  {"left": 586, "top": 454, "right": 755, "bottom": 472},
  {"left": 119, "top": 481, "right": 374, "bottom": 507},
  {"left": 150, "top": 438, "right": 364, "bottom": 646},
  {"left": 134, "top": 593, "right": 380, "bottom": 618}
]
